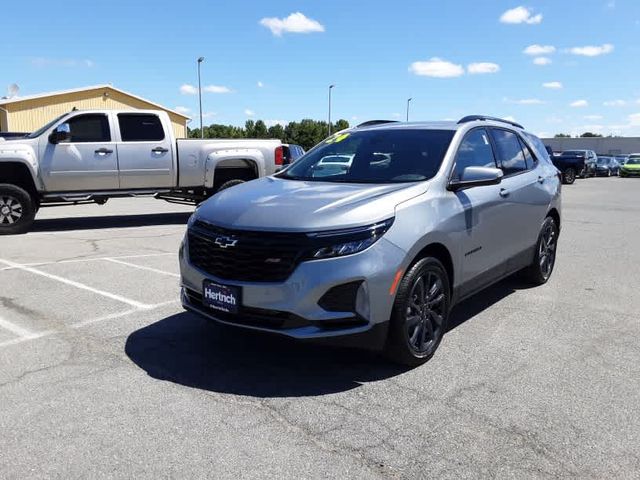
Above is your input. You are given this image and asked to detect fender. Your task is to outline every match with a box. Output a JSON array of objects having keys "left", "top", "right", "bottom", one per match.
[
  {"left": 0, "top": 142, "right": 43, "bottom": 191},
  {"left": 203, "top": 149, "right": 266, "bottom": 189}
]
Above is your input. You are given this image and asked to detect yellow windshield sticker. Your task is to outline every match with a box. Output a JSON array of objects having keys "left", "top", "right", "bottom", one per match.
[{"left": 325, "top": 133, "right": 350, "bottom": 144}]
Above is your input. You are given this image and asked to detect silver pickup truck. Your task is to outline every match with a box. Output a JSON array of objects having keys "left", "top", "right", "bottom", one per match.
[{"left": 0, "top": 109, "right": 284, "bottom": 234}]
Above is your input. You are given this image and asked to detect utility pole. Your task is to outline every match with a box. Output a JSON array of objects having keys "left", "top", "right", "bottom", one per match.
[
  {"left": 197, "top": 57, "right": 205, "bottom": 138},
  {"left": 406, "top": 97, "right": 412, "bottom": 122},
  {"left": 328, "top": 84, "right": 335, "bottom": 135}
]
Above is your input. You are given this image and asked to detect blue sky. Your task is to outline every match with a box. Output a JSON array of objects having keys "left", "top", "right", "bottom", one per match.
[{"left": 2, "top": 0, "right": 640, "bottom": 137}]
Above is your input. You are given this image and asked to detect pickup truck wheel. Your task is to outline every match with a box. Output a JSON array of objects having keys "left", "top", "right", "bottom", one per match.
[
  {"left": 385, "top": 257, "right": 450, "bottom": 367},
  {"left": 0, "top": 184, "right": 36, "bottom": 235},
  {"left": 562, "top": 168, "right": 576, "bottom": 185},
  {"left": 217, "top": 179, "right": 245, "bottom": 192}
]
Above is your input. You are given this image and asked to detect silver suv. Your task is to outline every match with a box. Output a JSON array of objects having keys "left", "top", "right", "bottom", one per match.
[{"left": 180, "top": 116, "right": 561, "bottom": 366}]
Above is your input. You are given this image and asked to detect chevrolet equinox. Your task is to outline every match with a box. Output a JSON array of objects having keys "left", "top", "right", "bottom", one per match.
[{"left": 180, "top": 116, "right": 561, "bottom": 366}]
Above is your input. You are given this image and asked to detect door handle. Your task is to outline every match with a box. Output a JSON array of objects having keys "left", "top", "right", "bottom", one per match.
[
  {"left": 499, "top": 188, "right": 510, "bottom": 198},
  {"left": 152, "top": 147, "right": 169, "bottom": 153},
  {"left": 95, "top": 148, "right": 113, "bottom": 155},
  {"left": 537, "top": 176, "right": 545, "bottom": 184}
]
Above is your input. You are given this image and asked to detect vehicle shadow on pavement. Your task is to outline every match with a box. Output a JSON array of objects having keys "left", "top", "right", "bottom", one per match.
[
  {"left": 125, "top": 277, "right": 533, "bottom": 397},
  {"left": 31, "top": 212, "right": 192, "bottom": 232},
  {"left": 125, "top": 312, "right": 407, "bottom": 397}
]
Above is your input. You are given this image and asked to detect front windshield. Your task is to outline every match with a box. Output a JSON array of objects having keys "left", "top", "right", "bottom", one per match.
[
  {"left": 627, "top": 157, "right": 640, "bottom": 165},
  {"left": 25, "top": 113, "right": 67, "bottom": 139},
  {"left": 277, "top": 129, "right": 455, "bottom": 184},
  {"left": 597, "top": 157, "right": 610, "bottom": 165}
]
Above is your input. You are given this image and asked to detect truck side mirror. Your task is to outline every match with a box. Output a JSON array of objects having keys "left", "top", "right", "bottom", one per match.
[{"left": 49, "top": 123, "right": 71, "bottom": 144}]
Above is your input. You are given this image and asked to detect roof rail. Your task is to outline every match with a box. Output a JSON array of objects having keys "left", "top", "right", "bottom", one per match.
[
  {"left": 356, "top": 120, "right": 399, "bottom": 128},
  {"left": 457, "top": 115, "right": 524, "bottom": 130}
]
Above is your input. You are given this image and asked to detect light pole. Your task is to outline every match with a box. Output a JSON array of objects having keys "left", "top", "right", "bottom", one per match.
[
  {"left": 406, "top": 97, "right": 412, "bottom": 122},
  {"left": 197, "top": 57, "right": 205, "bottom": 138},
  {"left": 328, "top": 84, "right": 335, "bottom": 136}
]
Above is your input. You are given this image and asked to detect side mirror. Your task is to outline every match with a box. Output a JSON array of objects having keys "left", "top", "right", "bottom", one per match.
[
  {"left": 448, "top": 166, "right": 503, "bottom": 191},
  {"left": 48, "top": 123, "right": 71, "bottom": 144}
]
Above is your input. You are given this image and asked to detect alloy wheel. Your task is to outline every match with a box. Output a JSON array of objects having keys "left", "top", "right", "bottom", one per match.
[
  {"left": 0, "top": 195, "right": 23, "bottom": 225},
  {"left": 539, "top": 222, "right": 557, "bottom": 279},
  {"left": 405, "top": 272, "right": 446, "bottom": 354}
]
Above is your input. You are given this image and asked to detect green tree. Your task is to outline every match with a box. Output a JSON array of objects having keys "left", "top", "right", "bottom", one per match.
[
  {"left": 253, "top": 120, "right": 269, "bottom": 138},
  {"left": 580, "top": 132, "right": 602, "bottom": 137},
  {"left": 554, "top": 133, "right": 571, "bottom": 138},
  {"left": 334, "top": 119, "right": 350, "bottom": 132},
  {"left": 267, "top": 124, "right": 285, "bottom": 139}
]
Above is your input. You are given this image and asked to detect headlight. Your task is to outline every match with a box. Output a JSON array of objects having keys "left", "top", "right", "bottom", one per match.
[
  {"left": 306, "top": 218, "right": 394, "bottom": 260},
  {"left": 187, "top": 213, "right": 198, "bottom": 227}
]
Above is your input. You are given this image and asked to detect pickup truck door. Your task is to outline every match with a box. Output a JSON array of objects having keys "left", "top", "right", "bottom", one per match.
[
  {"left": 115, "top": 113, "right": 174, "bottom": 189},
  {"left": 39, "top": 113, "right": 119, "bottom": 192}
]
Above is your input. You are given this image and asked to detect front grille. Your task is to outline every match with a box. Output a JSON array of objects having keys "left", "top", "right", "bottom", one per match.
[{"left": 188, "top": 220, "right": 311, "bottom": 282}]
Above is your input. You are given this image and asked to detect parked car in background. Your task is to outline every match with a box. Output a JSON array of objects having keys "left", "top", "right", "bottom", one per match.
[
  {"left": 595, "top": 156, "right": 618, "bottom": 176},
  {"left": 0, "top": 109, "right": 285, "bottom": 234},
  {"left": 282, "top": 144, "right": 305, "bottom": 166},
  {"left": 615, "top": 155, "right": 628, "bottom": 169},
  {"left": 619, "top": 155, "right": 640, "bottom": 177},
  {"left": 180, "top": 115, "right": 562, "bottom": 366},
  {"left": 552, "top": 149, "right": 597, "bottom": 184}
]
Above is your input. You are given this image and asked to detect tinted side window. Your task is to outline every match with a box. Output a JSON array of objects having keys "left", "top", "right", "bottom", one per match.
[
  {"left": 491, "top": 129, "right": 527, "bottom": 175},
  {"left": 67, "top": 114, "right": 111, "bottom": 143},
  {"left": 518, "top": 137, "right": 536, "bottom": 169},
  {"left": 118, "top": 114, "right": 165, "bottom": 141},
  {"left": 452, "top": 128, "right": 496, "bottom": 180}
]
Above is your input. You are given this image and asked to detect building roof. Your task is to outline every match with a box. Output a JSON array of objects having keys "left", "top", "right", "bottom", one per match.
[{"left": 0, "top": 84, "right": 190, "bottom": 120}]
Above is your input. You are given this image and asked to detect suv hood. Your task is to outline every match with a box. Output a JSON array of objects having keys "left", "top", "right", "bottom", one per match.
[{"left": 195, "top": 176, "right": 430, "bottom": 231}]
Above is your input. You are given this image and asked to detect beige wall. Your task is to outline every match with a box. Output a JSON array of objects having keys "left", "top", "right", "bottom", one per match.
[{"left": 2, "top": 87, "right": 188, "bottom": 138}]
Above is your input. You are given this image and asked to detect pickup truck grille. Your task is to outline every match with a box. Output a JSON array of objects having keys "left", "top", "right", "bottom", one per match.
[{"left": 188, "top": 220, "right": 310, "bottom": 282}]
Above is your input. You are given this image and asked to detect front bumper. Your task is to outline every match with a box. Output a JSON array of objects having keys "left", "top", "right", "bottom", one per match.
[
  {"left": 620, "top": 169, "right": 640, "bottom": 177},
  {"left": 179, "top": 234, "right": 406, "bottom": 347}
]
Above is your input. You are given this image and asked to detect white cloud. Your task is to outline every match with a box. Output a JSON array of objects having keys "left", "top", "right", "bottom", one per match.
[
  {"left": 174, "top": 106, "right": 191, "bottom": 114},
  {"left": 570, "top": 100, "right": 589, "bottom": 107},
  {"left": 603, "top": 99, "right": 626, "bottom": 106},
  {"left": 203, "top": 85, "right": 232, "bottom": 94},
  {"left": 542, "top": 81, "right": 563, "bottom": 89},
  {"left": 628, "top": 113, "right": 640, "bottom": 126},
  {"left": 181, "top": 84, "right": 232, "bottom": 94},
  {"left": 507, "top": 98, "right": 545, "bottom": 105},
  {"left": 533, "top": 57, "right": 552, "bottom": 66},
  {"left": 409, "top": 57, "right": 464, "bottom": 78},
  {"left": 467, "top": 62, "right": 500, "bottom": 74},
  {"left": 244, "top": 109, "right": 255, "bottom": 117},
  {"left": 31, "top": 57, "right": 94, "bottom": 68},
  {"left": 567, "top": 44, "right": 614, "bottom": 57},
  {"left": 499, "top": 6, "right": 543, "bottom": 24},
  {"left": 265, "top": 119, "right": 287, "bottom": 127},
  {"left": 259, "top": 12, "right": 324, "bottom": 36},
  {"left": 523, "top": 44, "right": 556, "bottom": 56},
  {"left": 584, "top": 115, "right": 603, "bottom": 120},
  {"left": 257, "top": 81, "right": 264, "bottom": 88},
  {"left": 504, "top": 115, "right": 517, "bottom": 122},
  {"left": 180, "top": 84, "right": 198, "bottom": 95}
]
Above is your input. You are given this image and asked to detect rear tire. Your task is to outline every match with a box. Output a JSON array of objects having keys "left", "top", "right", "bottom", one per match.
[
  {"left": 0, "top": 184, "right": 36, "bottom": 235},
  {"left": 385, "top": 257, "right": 450, "bottom": 367},
  {"left": 521, "top": 216, "right": 559, "bottom": 286},
  {"left": 217, "top": 179, "right": 245, "bottom": 192},
  {"left": 562, "top": 168, "right": 576, "bottom": 185}
]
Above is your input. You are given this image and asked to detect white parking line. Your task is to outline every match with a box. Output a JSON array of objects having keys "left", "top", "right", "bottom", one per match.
[
  {"left": 0, "top": 253, "right": 174, "bottom": 271},
  {"left": 0, "top": 315, "right": 37, "bottom": 338},
  {"left": 0, "top": 258, "right": 153, "bottom": 310},
  {"left": 103, "top": 258, "right": 180, "bottom": 278}
]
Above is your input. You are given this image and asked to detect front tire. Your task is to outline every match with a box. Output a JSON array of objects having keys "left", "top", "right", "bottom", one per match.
[
  {"left": 521, "top": 216, "right": 559, "bottom": 285},
  {"left": 217, "top": 179, "right": 245, "bottom": 192},
  {"left": 385, "top": 257, "right": 450, "bottom": 367},
  {"left": 0, "top": 184, "right": 36, "bottom": 235},
  {"left": 562, "top": 168, "right": 576, "bottom": 185}
]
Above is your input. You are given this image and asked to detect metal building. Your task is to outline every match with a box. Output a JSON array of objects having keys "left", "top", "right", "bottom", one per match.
[
  {"left": 542, "top": 137, "right": 640, "bottom": 155},
  {"left": 0, "top": 85, "right": 190, "bottom": 138}
]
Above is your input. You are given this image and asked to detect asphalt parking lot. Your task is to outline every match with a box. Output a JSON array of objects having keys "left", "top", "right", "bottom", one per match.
[{"left": 1, "top": 178, "right": 639, "bottom": 479}]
